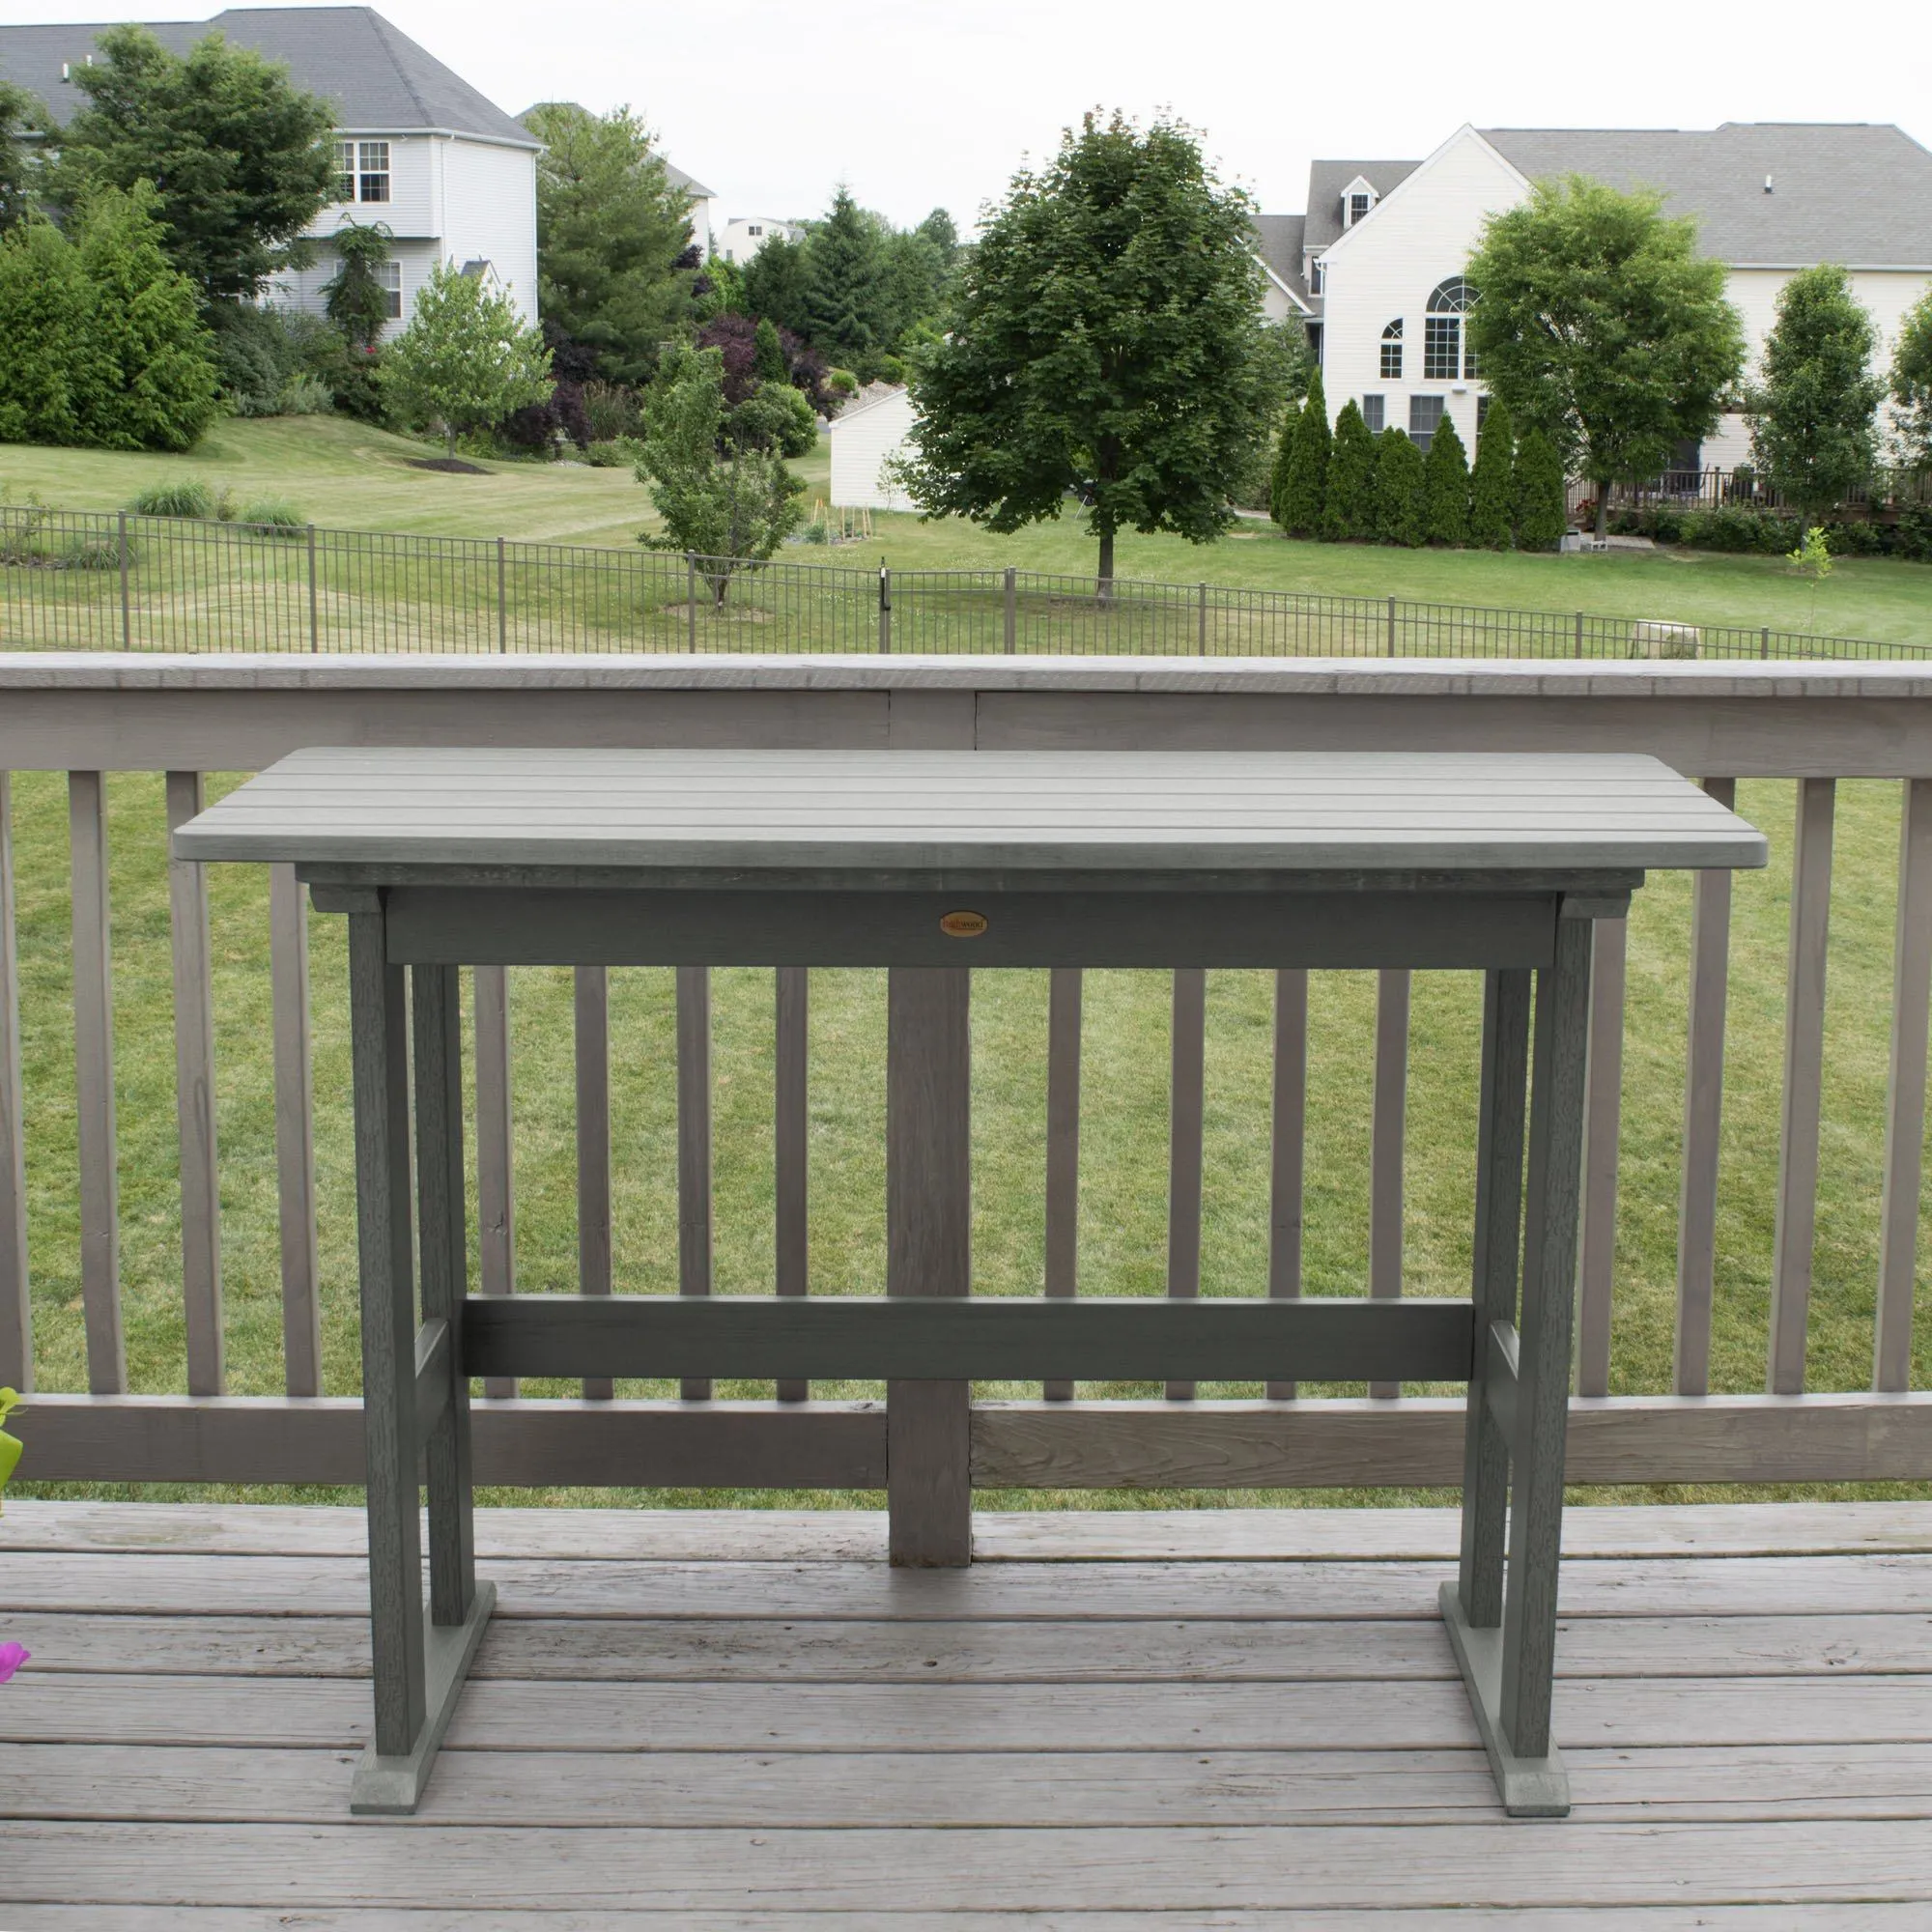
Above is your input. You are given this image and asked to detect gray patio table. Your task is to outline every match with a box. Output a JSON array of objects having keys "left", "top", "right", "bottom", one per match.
[{"left": 175, "top": 746, "right": 1765, "bottom": 1820}]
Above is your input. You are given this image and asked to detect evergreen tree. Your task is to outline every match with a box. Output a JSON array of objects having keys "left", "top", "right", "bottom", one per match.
[
  {"left": 1321, "top": 400, "right": 1377, "bottom": 540},
  {"left": 72, "top": 183, "right": 219, "bottom": 451},
  {"left": 1421, "top": 412, "right": 1470, "bottom": 546},
  {"left": 1268, "top": 407, "right": 1297, "bottom": 528},
  {"left": 1511, "top": 427, "right": 1569, "bottom": 550},
  {"left": 753, "top": 315, "right": 786, "bottom": 384},
  {"left": 802, "top": 187, "right": 885, "bottom": 364},
  {"left": 0, "top": 78, "right": 43, "bottom": 232},
  {"left": 1278, "top": 369, "right": 1328, "bottom": 536},
  {"left": 1372, "top": 427, "right": 1425, "bottom": 546},
  {"left": 1468, "top": 398, "right": 1515, "bottom": 550},
  {"left": 0, "top": 218, "right": 87, "bottom": 442},
  {"left": 1747, "top": 264, "right": 1884, "bottom": 519},
  {"left": 740, "top": 233, "right": 812, "bottom": 338},
  {"left": 322, "top": 220, "right": 394, "bottom": 354}
]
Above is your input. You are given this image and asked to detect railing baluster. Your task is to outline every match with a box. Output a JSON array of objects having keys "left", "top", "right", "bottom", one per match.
[
  {"left": 68, "top": 771, "right": 126, "bottom": 1394},
  {"left": 1043, "top": 966, "right": 1082, "bottom": 1401},
  {"left": 1577, "top": 917, "right": 1627, "bottom": 1398},
  {"left": 575, "top": 965, "right": 612, "bottom": 1399},
  {"left": 775, "top": 966, "right": 810, "bottom": 1402},
  {"left": 0, "top": 774, "right": 28, "bottom": 1390},
  {"left": 165, "top": 773, "right": 223, "bottom": 1396},
  {"left": 677, "top": 964, "right": 714, "bottom": 1401},
  {"left": 1770, "top": 778, "right": 1835, "bottom": 1394},
  {"left": 1368, "top": 968, "right": 1409, "bottom": 1399},
  {"left": 1876, "top": 778, "right": 1932, "bottom": 1391},
  {"left": 269, "top": 864, "right": 322, "bottom": 1397},
  {"left": 1165, "top": 968, "right": 1206, "bottom": 1401},
  {"left": 472, "top": 964, "right": 516, "bottom": 1398},
  {"left": 1675, "top": 778, "right": 1735, "bottom": 1396},
  {"left": 1266, "top": 968, "right": 1308, "bottom": 1400}
]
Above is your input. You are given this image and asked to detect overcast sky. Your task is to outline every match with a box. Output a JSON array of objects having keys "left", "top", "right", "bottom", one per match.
[{"left": 16, "top": 0, "right": 1932, "bottom": 230}]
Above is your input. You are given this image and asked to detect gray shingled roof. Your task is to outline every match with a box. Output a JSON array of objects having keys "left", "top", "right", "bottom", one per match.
[
  {"left": 1482, "top": 124, "right": 1932, "bottom": 265},
  {"left": 0, "top": 7, "right": 537, "bottom": 147},
  {"left": 1251, "top": 213, "right": 1310, "bottom": 305},
  {"left": 1303, "top": 158, "right": 1421, "bottom": 250}
]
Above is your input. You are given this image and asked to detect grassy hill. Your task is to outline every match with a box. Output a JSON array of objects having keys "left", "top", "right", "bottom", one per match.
[{"left": 3, "top": 416, "right": 1928, "bottom": 645}]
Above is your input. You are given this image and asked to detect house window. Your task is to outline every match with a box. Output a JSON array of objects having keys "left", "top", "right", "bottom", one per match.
[
  {"left": 376, "top": 260, "right": 402, "bottom": 320},
  {"left": 1349, "top": 191, "right": 1371, "bottom": 226},
  {"left": 748, "top": 224, "right": 762, "bottom": 238},
  {"left": 1380, "top": 319, "right": 1403, "bottom": 380},
  {"left": 1362, "top": 394, "right": 1385, "bottom": 434},
  {"left": 1310, "top": 257, "right": 1324, "bottom": 295},
  {"left": 355, "top": 141, "right": 390, "bottom": 204},
  {"left": 1409, "top": 395, "right": 1445, "bottom": 451},
  {"left": 1477, "top": 394, "right": 1491, "bottom": 432},
  {"left": 1426, "top": 276, "right": 1477, "bottom": 379},
  {"left": 333, "top": 139, "right": 355, "bottom": 203}
]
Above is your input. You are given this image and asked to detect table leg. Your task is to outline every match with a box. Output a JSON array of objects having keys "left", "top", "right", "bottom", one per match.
[
  {"left": 887, "top": 966, "right": 973, "bottom": 1567},
  {"left": 1442, "top": 918, "right": 1589, "bottom": 1817}
]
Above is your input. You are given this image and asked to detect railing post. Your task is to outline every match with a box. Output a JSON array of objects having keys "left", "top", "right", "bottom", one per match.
[
  {"left": 1577, "top": 916, "right": 1627, "bottom": 1398},
  {"left": 1575, "top": 611, "right": 1584, "bottom": 660},
  {"left": 1368, "top": 967, "right": 1409, "bottom": 1397},
  {"left": 1042, "top": 966, "right": 1082, "bottom": 1402},
  {"left": 1197, "top": 582, "right": 1208, "bottom": 657},
  {"left": 1876, "top": 778, "right": 1932, "bottom": 1390},
  {"left": 1386, "top": 594, "right": 1397, "bottom": 658},
  {"left": 118, "top": 511, "right": 131, "bottom": 650},
  {"left": 677, "top": 964, "right": 714, "bottom": 1402},
  {"left": 473, "top": 964, "right": 516, "bottom": 1399},
  {"left": 0, "top": 774, "right": 27, "bottom": 1392},
  {"left": 775, "top": 966, "right": 810, "bottom": 1403},
  {"left": 878, "top": 562, "right": 892, "bottom": 655},
  {"left": 575, "top": 965, "right": 612, "bottom": 1399},
  {"left": 687, "top": 554, "right": 698, "bottom": 653},
  {"left": 1004, "top": 565, "right": 1016, "bottom": 654},
  {"left": 1165, "top": 967, "right": 1207, "bottom": 1401},
  {"left": 306, "top": 526, "right": 320, "bottom": 653},
  {"left": 1761, "top": 627, "right": 1771, "bottom": 660},
  {"left": 270, "top": 864, "right": 322, "bottom": 1397},
  {"left": 496, "top": 535, "right": 507, "bottom": 653},
  {"left": 1266, "top": 968, "right": 1309, "bottom": 1401}
]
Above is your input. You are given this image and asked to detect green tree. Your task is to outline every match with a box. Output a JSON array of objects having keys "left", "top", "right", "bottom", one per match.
[
  {"left": 1467, "top": 175, "right": 1745, "bottom": 537},
  {"left": 1372, "top": 427, "right": 1425, "bottom": 546},
  {"left": 728, "top": 379, "right": 816, "bottom": 458},
  {"left": 1321, "top": 400, "right": 1377, "bottom": 541},
  {"left": 635, "top": 343, "right": 806, "bottom": 599},
  {"left": 802, "top": 187, "right": 886, "bottom": 363},
  {"left": 753, "top": 316, "right": 787, "bottom": 384},
  {"left": 740, "top": 233, "right": 811, "bottom": 338},
  {"left": 0, "top": 218, "right": 87, "bottom": 442},
  {"left": 1890, "top": 288, "right": 1932, "bottom": 469},
  {"left": 380, "top": 262, "right": 553, "bottom": 459},
  {"left": 520, "top": 102, "right": 695, "bottom": 385},
  {"left": 322, "top": 221, "right": 395, "bottom": 354},
  {"left": 1468, "top": 398, "right": 1515, "bottom": 550},
  {"left": 0, "top": 79, "right": 44, "bottom": 232},
  {"left": 53, "top": 24, "right": 333, "bottom": 302},
  {"left": 900, "top": 111, "right": 1270, "bottom": 586},
  {"left": 72, "top": 183, "right": 220, "bottom": 450},
  {"left": 1512, "top": 426, "right": 1569, "bottom": 550},
  {"left": 1277, "top": 369, "right": 1329, "bottom": 536},
  {"left": 1421, "top": 412, "right": 1470, "bottom": 546},
  {"left": 1745, "top": 265, "right": 1883, "bottom": 517}
]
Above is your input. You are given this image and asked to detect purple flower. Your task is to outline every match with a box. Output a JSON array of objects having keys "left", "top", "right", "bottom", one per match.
[{"left": 0, "top": 1642, "right": 29, "bottom": 1684}]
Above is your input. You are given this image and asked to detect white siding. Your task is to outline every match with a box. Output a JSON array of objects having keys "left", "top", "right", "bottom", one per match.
[
  {"left": 829, "top": 389, "right": 918, "bottom": 510},
  {"left": 265, "top": 238, "right": 440, "bottom": 341},
  {"left": 311, "top": 133, "right": 438, "bottom": 241},
  {"left": 440, "top": 138, "right": 541, "bottom": 325}
]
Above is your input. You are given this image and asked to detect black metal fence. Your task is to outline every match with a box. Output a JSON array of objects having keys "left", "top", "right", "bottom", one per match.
[
  {"left": 1591, "top": 467, "right": 1932, "bottom": 516},
  {"left": 2, "top": 504, "right": 1925, "bottom": 660}
]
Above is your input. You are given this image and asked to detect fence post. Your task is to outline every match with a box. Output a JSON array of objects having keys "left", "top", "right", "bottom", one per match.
[
  {"left": 496, "top": 536, "right": 507, "bottom": 653},
  {"left": 1761, "top": 627, "right": 1771, "bottom": 661},
  {"left": 1575, "top": 611, "right": 1584, "bottom": 660},
  {"left": 1198, "top": 582, "right": 1208, "bottom": 657},
  {"left": 879, "top": 561, "right": 892, "bottom": 655},
  {"left": 118, "top": 511, "right": 131, "bottom": 651},
  {"left": 306, "top": 526, "right": 320, "bottom": 654},
  {"left": 687, "top": 554, "right": 697, "bottom": 653},
  {"left": 1386, "top": 594, "right": 1397, "bottom": 658},
  {"left": 1004, "top": 566, "right": 1016, "bottom": 654}
]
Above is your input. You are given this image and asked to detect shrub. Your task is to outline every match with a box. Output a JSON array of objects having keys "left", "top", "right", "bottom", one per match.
[
  {"left": 1511, "top": 429, "right": 1568, "bottom": 550},
  {"left": 1275, "top": 370, "right": 1328, "bottom": 536},
  {"left": 128, "top": 477, "right": 215, "bottom": 519},
  {"left": 826, "top": 367, "right": 858, "bottom": 397},
  {"left": 1468, "top": 399, "right": 1515, "bottom": 550},
  {"left": 1321, "top": 401, "right": 1377, "bottom": 541},
  {"left": 582, "top": 440, "right": 629, "bottom": 468},
  {"left": 276, "top": 372, "right": 334, "bottom": 415},
  {"left": 238, "top": 497, "right": 306, "bottom": 534},
  {"left": 1422, "top": 412, "right": 1470, "bottom": 546},
  {"left": 582, "top": 379, "right": 641, "bottom": 443},
  {"left": 0, "top": 219, "right": 88, "bottom": 444},
  {"left": 1372, "top": 427, "right": 1425, "bottom": 546},
  {"left": 728, "top": 380, "right": 816, "bottom": 458}
]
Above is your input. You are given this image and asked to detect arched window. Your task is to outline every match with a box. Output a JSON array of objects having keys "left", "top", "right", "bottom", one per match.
[
  {"left": 1424, "top": 278, "right": 1476, "bottom": 379},
  {"left": 1379, "top": 318, "right": 1403, "bottom": 380}
]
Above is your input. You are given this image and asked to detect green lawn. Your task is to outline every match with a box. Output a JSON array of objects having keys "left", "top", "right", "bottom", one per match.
[
  {"left": 4, "top": 418, "right": 1929, "bottom": 646},
  {"left": 8, "top": 767, "right": 1931, "bottom": 1512}
]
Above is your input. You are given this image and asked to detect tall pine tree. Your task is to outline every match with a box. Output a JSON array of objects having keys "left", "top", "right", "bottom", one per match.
[
  {"left": 1421, "top": 412, "right": 1470, "bottom": 546},
  {"left": 1322, "top": 400, "right": 1377, "bottom": 541},
  {"left": 802, "top": 187, "right": 885, "bottom": 365},
  {"left": 1373, "top": 427, "right": 1426, "bottom": 547},
  {"left": 1512, "top": 427, "right": 1569, "bottom": 550},
  {"left": 1278, "top": 368, "right": 1328, "bottom": 536},
  {"left": 1468, "top": 399, "right": 1515, "bottom": 550}
]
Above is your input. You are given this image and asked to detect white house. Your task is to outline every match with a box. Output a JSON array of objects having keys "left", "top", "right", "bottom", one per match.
[
  {"left": 1, "top": 5, "right": 541, "bottom": 334},
  {"left": 665, "top": 163, "right": 721, "bottom": 260},
  {"left": 717, "top": 216, "right": 804, "bottom": 266},
  {"left": 829, "top": 384, "right": 918, "bottom": 511},
  {"left": 1264, "top": 123, "right": 1932, "bottom": 469}
]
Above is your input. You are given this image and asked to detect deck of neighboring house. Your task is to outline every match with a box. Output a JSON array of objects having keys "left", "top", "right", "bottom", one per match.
[{"left": 2, "top": 1499, "right": 1930, "bottom": 1924}]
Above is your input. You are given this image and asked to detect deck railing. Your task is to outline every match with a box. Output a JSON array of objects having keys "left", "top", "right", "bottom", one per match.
[
  {"left": 3, "top": 653, "right": 1931, "bottom": 1492},
  {"left": 4, "top": 506, "right": 1927, "bottom": 662},
  {"left": 1593, "top": 466, "right": 1932, "bottom": 516}
]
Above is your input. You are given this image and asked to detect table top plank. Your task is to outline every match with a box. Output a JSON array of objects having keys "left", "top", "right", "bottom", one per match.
[{"left": 173, "top": 749, "right": 1767, "bottom": 876}]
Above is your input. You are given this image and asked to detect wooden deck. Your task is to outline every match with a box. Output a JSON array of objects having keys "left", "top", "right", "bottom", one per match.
[{"left": 2, "top": 1500, "right": 1930, "bottom": 1925}]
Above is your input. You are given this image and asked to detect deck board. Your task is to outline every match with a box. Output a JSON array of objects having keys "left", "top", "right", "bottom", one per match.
[{"left": 1, "top": 1501, "right": 1929, "bottom": 1917}]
